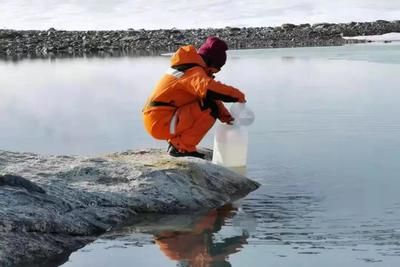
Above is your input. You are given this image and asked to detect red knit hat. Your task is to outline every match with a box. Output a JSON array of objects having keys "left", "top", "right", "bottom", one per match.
[{"left": 198, "top": 36, "right": 228, "bottom": 69}]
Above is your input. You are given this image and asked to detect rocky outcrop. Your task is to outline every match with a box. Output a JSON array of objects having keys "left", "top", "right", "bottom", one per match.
[
  {"left": 0, "top": 149, "right": 259, "bottom": 267},
  {"left": 0, "top": 20, "right": 399, "bottom": 61}
]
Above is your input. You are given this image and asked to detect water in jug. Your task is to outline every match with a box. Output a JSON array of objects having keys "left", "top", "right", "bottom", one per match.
[{"left": 212, "top": 103, "right": 254, "bottom": 167}]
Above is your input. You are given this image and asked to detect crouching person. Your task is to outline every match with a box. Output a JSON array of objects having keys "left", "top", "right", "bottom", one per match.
[{"left": 143, "top": 36, "right": 246, "bottom": 158}]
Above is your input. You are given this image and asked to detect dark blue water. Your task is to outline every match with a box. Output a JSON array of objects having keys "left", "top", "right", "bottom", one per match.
[{"left": 1, "top": 44, "right": 400, "bottom": 266}]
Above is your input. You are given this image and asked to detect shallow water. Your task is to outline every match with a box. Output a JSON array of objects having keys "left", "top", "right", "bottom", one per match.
[{"left": 1, "top": 44, "right": 400, "bottom": 266}]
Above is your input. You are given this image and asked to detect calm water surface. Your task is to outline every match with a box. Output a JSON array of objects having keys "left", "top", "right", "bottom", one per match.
[{"left": 1, "top": 44, "right": 400, "bottom": 266}]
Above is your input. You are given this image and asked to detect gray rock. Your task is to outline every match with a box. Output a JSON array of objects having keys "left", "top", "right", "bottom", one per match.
[
  {"left": 281, "top": 23, "right": 297, "bottom": 30},
  {"left": 0, "top": 174, "right": 46, "bottom": 194},
  {"left": 0, "top": 149, "right": 259, "bottom": 266}
]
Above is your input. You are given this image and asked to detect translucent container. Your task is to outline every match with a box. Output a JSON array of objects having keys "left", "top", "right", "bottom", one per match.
[
  {"left": 230, "top": 103, "right": 255, "bottom": 126},
  {"left": 212, "top": 123, "right": 248, "bottom": 167},
  {"left": 212, "top": 103, "right": 254, "bottom": 167}
]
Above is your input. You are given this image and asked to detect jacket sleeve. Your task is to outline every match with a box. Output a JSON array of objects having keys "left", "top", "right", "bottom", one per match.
[
  {"left": 207, "top": 79, "right": 245, "bottom": 103},
  {"left": 179, "top": 67, "right": 246, "bottom": 103}
]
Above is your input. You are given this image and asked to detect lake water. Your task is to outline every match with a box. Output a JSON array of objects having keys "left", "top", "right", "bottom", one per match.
[{"left": 1, "top": 44, "right": 400, "bottom": 266}]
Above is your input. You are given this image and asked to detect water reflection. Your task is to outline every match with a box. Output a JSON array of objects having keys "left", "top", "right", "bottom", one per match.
[
  {"left": 154, "top": 205, "right": 247, "bottom": 267},
  {"left": 79, "top": 205, "right": 251, "bottom": 267},
  {"left": 0, "top": 49, "right": 164, "bottom": 62}
]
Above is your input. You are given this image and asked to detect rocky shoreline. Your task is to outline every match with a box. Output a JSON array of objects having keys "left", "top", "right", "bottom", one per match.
[
  {"left": 0, "top": 20, "right": 399, "bottom": 61},
  {"left": 0, "top": 149, "right": 259, "bottom": 267}
]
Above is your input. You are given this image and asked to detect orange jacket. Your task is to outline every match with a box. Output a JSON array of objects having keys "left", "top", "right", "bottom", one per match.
[
  {"left": 143, "top": 45, "right": 245, "bottom": 139},
  {"left": 144, "top": 45, "right": 245, "bottom": 112}
]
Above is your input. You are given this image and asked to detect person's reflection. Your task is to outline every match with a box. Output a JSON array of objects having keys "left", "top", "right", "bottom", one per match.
[{"left": 154, "top": 204, "right": 248, "bottom": 267}]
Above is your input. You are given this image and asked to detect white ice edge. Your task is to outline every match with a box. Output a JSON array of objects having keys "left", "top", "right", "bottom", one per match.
[{"left": 343, "top": 32, "right": 400, "bottom": 41}]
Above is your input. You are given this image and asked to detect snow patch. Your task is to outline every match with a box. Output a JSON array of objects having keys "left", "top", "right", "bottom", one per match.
[{"left": 343, "top": 32, "right": 400, "bottom": 42}]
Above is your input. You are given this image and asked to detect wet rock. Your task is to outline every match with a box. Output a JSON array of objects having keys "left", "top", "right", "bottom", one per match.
[
  {"left": 0, "top": 174, "right": 45, "bottom": 194},
  {"left": 0, "top": 149, "right": 259, "bottom": 266},
  {"left": 1, "top": 20, "right": 399, "bottom": 61}
]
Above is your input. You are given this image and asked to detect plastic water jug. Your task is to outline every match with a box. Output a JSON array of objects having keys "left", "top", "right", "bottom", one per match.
[
  {"left": 230, "top": 103, "right": 255, "bottom": 126},
  {"left": 212, "top": 103, "right": 255, "bottom": 167}
]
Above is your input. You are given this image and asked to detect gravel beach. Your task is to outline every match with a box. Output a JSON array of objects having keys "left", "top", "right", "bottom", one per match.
[{"left": 1, "top": 20, "right": 399, "bottom": 60}]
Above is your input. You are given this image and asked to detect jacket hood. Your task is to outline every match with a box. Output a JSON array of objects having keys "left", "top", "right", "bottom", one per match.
[{"left": 170, "top": 45, "right": 206, "bottom": 68}]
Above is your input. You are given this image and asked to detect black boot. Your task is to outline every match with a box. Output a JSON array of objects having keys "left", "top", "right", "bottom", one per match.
[{"left": 167, "top": 143, "right": 205, "bottom": 159}]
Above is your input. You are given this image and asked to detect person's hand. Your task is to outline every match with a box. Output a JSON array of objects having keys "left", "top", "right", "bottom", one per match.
[
  {"left": 219, "top": 114, "right": 235, "bottom": 125},
  {"left": 235, "top": 90, "right": 246, "bottom": 103}
]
